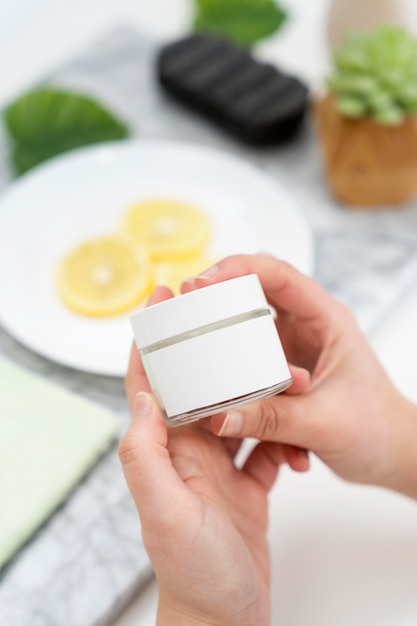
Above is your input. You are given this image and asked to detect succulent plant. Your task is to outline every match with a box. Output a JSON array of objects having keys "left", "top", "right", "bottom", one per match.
[{"left": 327, "top": 26, "right": 417, "bottom": 125}]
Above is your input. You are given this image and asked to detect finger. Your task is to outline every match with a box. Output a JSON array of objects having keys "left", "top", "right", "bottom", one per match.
[
  {"left": 182, "top": 254, "right": 338, "bottom": 327},
  {"left": 242, "top": 441, "right": 286, "bottom": 491},
  {"left": 224, "top": 437, "right": 244, "bottom": 459},
  {"left": 118, "top": 392, "right": 189, "bottom": 529},
  {"left": 195, "top": 411, "right": 243, "bottom": 459},
  {"left": 125, "top": 342, "right": 150, "bottom": 413},
  {"left": 243, "top": 440, "right": 310, "bottom": 492},
  {"left": 147, "top": 284, "right": 175, "bottom": 304},
  {"left": 286, "top": 364, "right": 311, "bottom": 395},
  {"left": 210, "top": 393, "right": 322, "bottom": 450},
  {"left": 283, "top": 445, "right": 310, "bottom": 472},
  {"left": 125, "top": 286, "right": 174, "bottom": 412}
]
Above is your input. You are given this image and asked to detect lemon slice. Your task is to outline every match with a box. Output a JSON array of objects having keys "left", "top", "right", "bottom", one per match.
[
  {"left": 122, "top": 198, "right": 211, "bottom": 261},
  {"left": 58, "top": 235, "right": 152, "bottom": 317},
  {"left": 155, "top": 255, "right": 218, "bottom": 295}
]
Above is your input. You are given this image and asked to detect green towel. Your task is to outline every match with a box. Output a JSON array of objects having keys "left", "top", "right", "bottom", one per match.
[{"left": 0, "top": 356, "right": 119, "bottom": 569}]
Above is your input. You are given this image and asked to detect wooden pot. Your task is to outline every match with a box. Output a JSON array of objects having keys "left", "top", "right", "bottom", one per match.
[{"left": 315, "top": 94, "right": 417, "bottom": 207}]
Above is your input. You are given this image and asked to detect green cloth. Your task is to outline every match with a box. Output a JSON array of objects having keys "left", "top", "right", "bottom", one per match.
[{"left": 0, "top": 356, "right": 119, "bottom": 569}]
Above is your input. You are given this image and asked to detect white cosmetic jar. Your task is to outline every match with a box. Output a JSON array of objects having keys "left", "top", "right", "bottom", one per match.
[{"left": 130, "top": 274, "right": 292, "bottom": 427}]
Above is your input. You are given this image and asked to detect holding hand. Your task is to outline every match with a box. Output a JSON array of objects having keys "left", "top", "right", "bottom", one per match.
[
  {"left": 119, "top": 254, "right": 417, "bottom": 626},
  {"left": 120, "top": 286, "right": 309, "bottom": 626},
  {"left": 183, "top": 255, "right": 417, "bottom": 499}
]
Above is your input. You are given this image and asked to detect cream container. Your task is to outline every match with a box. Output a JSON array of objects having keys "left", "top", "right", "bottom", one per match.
[{"left": 130, "top": 274, "right": 291, "bottom": 427}]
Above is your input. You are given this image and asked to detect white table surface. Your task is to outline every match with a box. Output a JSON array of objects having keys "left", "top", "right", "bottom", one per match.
[{"left": 2, "top": 1, "right": 417, "bottom": 625}]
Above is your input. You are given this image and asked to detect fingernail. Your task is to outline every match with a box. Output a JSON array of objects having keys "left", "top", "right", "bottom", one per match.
[
  {"left": 133, "top": 392, "right": 153, "bottom": 417},
  {"left": 218, "top": 410, "right": 243, "bottom": 436},
  {"left": 182, "top": 265, "right": 219, "bottom": 290},
  {"left": 196, "top": 264, "right": 219, "bottom": 280},
  {"left": 147, "top": 286, "right": 166, "bottom": 306},
  {"left": 181, "top": 277, "right": 196, "bottom": 290}
]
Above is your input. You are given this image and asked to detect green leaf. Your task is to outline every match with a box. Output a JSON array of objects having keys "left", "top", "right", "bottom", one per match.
[
  {"left": 334, "top": 46, "right": 370, "bottom": 74},
  {"left": 336, "top": 96, "right": 367, "bottom": 118},
  {"left": 4, "top": 87, "right": 130, "bottom": 175},
  {"left": 398, "top": 84, "right": 417, "bottom": 111},
  {"left": 366, "top": 91, "right": 393, "bottom": 114},
  {"left": 193, "top": 0, "right": 287, "bottom": 47},
  {"left": 327, "top": 75, "right": 379, "bottom": 96},
  {"left": 373, "top": 106, "right": 404, "bottom": 125},
  {"left": 328, "top": 25, "right": 417, "bottom": 123}
]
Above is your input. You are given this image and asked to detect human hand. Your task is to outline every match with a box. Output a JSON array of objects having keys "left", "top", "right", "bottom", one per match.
[
  {"left": 182, "top": 254, "right": 417, "bottom": 498},
  {"left": 119, "top": 286, "right": 309, "bottom": 626}
]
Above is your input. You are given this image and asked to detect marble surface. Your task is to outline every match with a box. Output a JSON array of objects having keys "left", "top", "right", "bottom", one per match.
[
  {"left": 2, "top": 25, "right": 417, "bottom": 626},
  {"left": 0, "top": 341, "right": 153, "bottom": 626}
]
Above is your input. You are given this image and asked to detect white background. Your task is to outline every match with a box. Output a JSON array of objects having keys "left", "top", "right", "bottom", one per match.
[{"left": 2, "top": 1, "right": 417, "bottom": 625}]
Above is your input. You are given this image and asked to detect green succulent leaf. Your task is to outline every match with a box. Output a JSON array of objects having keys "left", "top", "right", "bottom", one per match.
[
  {"left": 334, "top": 48, "right": 370, "bottom": 74},
  {"left": 398, "top": 85, "right": 417, "bottom": 111},
  {"left": 327, "top": 75, "right": 379, "bottom": 96},
  {"left": 366, "top": 91, "right": 393, "bottom": 114},
  {"left": 374, "top": 106, "right": 404, "bottom": 125},
  {"left": 327, "top": 25, "right": 417, "bottom": 124},
  {"left": 336, "top": 96, "right": 367, "bottom": 118},
  {"left": 4, "top": 87, "right": 129, "bottom": 175},
  {"left": 193, "top": 0, "right": 287, "bottom": 47}
]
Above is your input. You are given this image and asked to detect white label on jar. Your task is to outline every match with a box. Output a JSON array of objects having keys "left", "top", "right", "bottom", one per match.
[{"left": 142, "top": 314, "right": 290, "bottom": 418}]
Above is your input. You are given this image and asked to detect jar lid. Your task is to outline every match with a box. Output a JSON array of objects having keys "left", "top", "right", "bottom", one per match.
[{"left": 131, "top": 274, "right": 268, "bottom": 348}]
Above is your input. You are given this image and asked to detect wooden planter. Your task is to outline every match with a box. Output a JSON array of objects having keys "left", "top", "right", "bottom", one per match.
[{"left": 315, "top": 94, "right": 417, "bottom": 207}]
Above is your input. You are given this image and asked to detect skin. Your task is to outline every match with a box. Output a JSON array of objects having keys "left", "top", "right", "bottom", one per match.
[
  {"left": 182, "top": 255, "right": 417, "bottom": 497},
  {"left": 119, "top": 254, "right": 417, "bottom": 626},
  {"left": 121, "top": 285, "right": 309, "bottom": 626}
]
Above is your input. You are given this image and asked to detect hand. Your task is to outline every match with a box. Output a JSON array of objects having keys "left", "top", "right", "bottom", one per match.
[
  {"left": 119, "top": 287, "right": 309, "bottom": 626},
  {"left": 182, "top": 254, "right": 417, "bottom": 499}
]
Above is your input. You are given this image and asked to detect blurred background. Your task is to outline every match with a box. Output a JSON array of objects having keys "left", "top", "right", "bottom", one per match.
[
  {"left": 0, "top": 0, "right": 328, "bottom": 106},
  {"left": 2, "top": 0, "right": 417, "bottom": 108}
]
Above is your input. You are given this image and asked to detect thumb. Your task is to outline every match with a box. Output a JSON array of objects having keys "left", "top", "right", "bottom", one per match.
[
  {"left": 210, "top": 392, "right": 318, "bottom": 450},
  {"left": 118, "top": 392, "right": 187, "bottom": 528}
]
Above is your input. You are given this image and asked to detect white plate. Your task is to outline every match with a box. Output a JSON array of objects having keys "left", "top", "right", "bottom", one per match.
[{"left": 0, "top": 140, "right": 314, "bottom": 377}]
